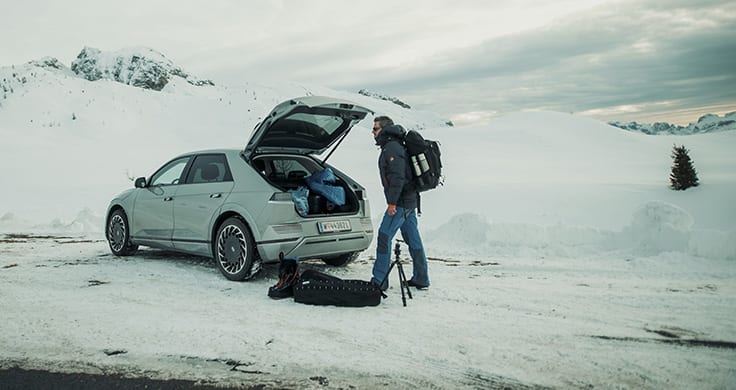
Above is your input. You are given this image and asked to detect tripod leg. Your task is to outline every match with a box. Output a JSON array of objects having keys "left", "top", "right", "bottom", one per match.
[
  {"left": 385, "top": 261, "right": 396, "bottom": 286},
  {"left": 396, "top": 261, "right": 407, "bottom": 306},
  {"left": 397, "top": 262, "right": 413, "bottom": 300}
]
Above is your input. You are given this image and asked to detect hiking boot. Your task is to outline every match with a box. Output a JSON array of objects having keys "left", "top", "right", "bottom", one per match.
[
  {"left": 407, "top": 280, "right": 429, "bottom": 290},
  {"left": 268, "top": 257, "right": 298, "bottom": 299}
]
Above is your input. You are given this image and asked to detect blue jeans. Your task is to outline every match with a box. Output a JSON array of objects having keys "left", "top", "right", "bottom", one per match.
[{"left": 371, "top": 207, "right": 430, "bottom": 287}]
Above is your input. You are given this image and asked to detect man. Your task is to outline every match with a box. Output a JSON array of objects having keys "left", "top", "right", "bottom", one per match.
[{"left": 370, "top": 115, "right": 430, "bottom": 290}]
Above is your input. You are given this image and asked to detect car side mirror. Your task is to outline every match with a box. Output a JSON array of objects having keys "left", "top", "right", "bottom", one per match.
[{"left": 134, "top": 177, "right": 147, "bottom": 188}]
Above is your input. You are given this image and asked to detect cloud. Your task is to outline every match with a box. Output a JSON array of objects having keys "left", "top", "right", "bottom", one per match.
[
  {"left": 2, "top": 0, "right": 734, "bottom": 126},
  {"left": 186, "top": 1, "right": 618, "bottom": 85},
  {"left": 350, "top": 0, "right": 736, "bottom": 125}
]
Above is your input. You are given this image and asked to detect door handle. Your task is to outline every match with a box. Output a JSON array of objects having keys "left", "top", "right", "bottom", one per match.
[
  {"left": 210, "top": 193, "right": 222, "bottom": 198},
  {"left": 163, "top": 197, "right": 173, "bottom": 201}
]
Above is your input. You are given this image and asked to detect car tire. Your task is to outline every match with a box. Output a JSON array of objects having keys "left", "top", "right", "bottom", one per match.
[
  {"left": 107, "top": 209, "right": 138, "bottom": 256},
  {"left": 322, "top": 251, "right": 360, "bottom": 267},
  {"left": 214, "top": 217, "right": 260, "bottom": 281}
]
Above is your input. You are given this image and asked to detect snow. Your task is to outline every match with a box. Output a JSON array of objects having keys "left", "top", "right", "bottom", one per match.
[{"left": 1, "top": 58, "right": 736, "bottom": 388}]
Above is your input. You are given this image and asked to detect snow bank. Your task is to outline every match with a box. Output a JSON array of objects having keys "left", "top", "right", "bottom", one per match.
[
  {"left": 613, "top": 201, "right": 736, "bottom": 260},
  {"left": 615, "top": 201, "right": 693, "bottom": 255},
  {"left": 3, "top": 199, "right": 734, "bottom": 261},
  {"left": 424, "top": 213, "right": 611, "bottom": 259},
  {"left": 0, "top": 208, "right": 104, "bottom": 237},
  {"left": 423, "top": 202, "right": 736, "bottom": 261}
]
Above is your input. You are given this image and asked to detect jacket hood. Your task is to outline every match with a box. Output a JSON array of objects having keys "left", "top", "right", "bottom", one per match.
[{"left": 376, "top": 124, "right": 406, "bottom": 146}]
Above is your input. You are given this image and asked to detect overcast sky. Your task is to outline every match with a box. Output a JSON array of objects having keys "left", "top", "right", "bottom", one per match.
[{"left": 2, "top": 0, "right": 735, "bottom": 126}]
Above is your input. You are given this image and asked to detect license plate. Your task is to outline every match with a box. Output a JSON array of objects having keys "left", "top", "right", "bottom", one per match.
[{"left": 317, "top": 220, "right": 351, "bottom": 233}]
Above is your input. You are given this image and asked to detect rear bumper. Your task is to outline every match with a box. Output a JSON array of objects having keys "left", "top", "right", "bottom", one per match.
[
  {"left": 256, "top": 216, "right": 373, "bottom": 262},
  {"left": 257, "top": 233, "right": 373, "bottom": 262}
]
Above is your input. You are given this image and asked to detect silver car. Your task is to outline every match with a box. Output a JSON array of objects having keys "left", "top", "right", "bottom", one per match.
[{"left": 105, "top": 96, "right": 374, "bottom": 281}]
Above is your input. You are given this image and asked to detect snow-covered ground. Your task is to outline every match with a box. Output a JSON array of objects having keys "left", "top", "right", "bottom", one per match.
[
  {"left": 1, "top": 57, "right": 735, "bottom": 388},
  {"left": 1, "top": 235, "right": 734, "bottom": 389}
]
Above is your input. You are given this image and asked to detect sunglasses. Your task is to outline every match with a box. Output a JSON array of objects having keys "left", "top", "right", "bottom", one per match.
[{"left": 372, "top": 127, "right": 381, "bottom": 132}]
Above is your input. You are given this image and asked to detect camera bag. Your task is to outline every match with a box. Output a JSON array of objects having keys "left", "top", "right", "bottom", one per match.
[{"left": 293, "top": 269, "right": 382, "bottom": 307}]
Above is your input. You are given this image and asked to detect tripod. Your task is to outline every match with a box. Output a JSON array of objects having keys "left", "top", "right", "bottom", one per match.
[{"left": 385, "top": 239, "right": 413, "bottom": 306}]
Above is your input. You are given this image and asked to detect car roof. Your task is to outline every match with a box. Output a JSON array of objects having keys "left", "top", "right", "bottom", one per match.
[{"left": 173, "top": 149, "right": 240, "bottom": 158}]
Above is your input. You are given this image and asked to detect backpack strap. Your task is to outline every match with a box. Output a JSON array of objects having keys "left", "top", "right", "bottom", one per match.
[{"left": 416, "top": 192, "right": 422, "bottom": 216}]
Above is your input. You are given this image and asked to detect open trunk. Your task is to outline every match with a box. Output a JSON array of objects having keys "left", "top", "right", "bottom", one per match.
[
  {"left": 252, "top": 154, "right": 361, "bottom": 216},
  {"left": 244, "top": 96, "right": 373, "bottom": 161}
]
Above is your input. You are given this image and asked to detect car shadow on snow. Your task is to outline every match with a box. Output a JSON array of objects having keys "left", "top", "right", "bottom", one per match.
[
  {"left": 133, "top": 249, "right": 214, "bottom": 266},
  {"left": 100, "top": 248, "right": 358, "bottom": 282}
]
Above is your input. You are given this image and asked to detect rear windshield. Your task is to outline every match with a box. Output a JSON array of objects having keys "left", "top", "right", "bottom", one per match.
[
  {"left": 289, "top": 113, "right": 343, "bottom": 135},
  {"left": 257, "top": 108, "right": 363, "bottom": 151}
]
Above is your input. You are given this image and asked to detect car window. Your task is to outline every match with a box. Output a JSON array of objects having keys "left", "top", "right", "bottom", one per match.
[
  {"left": 150, "top": 157, "right": 190, "bottom": 186},
  {"left": 288, "top": 112, "right": 342, "bottom": 135},
  {"left": 258, "top": 111, "right": 348, "bottom": 150},
  {"left": 186, "top": 154, "right": 233, "bottom": 184},
  {"left": 270, "top": 158, "right": 311, "bottom": 180}
]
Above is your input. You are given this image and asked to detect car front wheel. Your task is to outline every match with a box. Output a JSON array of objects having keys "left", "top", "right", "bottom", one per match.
[
  {"left": 214, "top": 217, "right": 260, "bottom": 281},
  {"left": 107, "top": 209, "right": 138, "bottom": 256}
]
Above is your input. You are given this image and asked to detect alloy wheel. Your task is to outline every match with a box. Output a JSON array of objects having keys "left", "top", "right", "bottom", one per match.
[
  {"left": 108, "top": 214, "right": 126, "bottom": 252},
  {"left": 217, "top": 224, "right": 248, "bottom": 275}
]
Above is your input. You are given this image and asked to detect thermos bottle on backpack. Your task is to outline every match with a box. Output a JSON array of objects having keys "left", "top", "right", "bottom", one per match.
[
  {"left": 411, "top": 153, "right": 430, "bottom": 176},
  {"left": 411, "top": 155, "right": 422, "bottom": 176},
  {"left": 417, "top": 153, "right": 430, "bottom": 173}
]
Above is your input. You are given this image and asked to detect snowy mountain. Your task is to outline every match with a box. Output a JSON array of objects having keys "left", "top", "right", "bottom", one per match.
[
  {"left": 356, "top": 88, "right": 456, "bottom": 127},
  {"left": 0, "top": 47, "right": 449, "bottom": 130},
  {"left": 609, "top": 111, "right": 736, "bottom": 135},
  {"left": 357, "top": 89, "right": 412, "bottom": 109},
  {"left": 71, "top": 46, "right": 214, "bottom": 90}
]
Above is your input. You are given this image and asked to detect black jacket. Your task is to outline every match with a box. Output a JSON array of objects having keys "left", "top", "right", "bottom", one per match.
[{"left": 376, "top": 125, "right": 418, "bottom": 209}]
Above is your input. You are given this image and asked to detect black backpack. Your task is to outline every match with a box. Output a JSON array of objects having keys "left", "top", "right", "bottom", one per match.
[{"left": 403, "top": 129, "right": 443, "bottom": 193}]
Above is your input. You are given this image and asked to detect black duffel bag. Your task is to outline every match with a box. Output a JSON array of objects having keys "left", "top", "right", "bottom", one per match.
[{"left": 293, "top": 269, "right": 382, "bottom": 307}]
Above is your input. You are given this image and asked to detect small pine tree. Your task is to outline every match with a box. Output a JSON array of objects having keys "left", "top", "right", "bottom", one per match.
[{"left": 669, "top": 144, "right": 699, "bottom": 190}]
